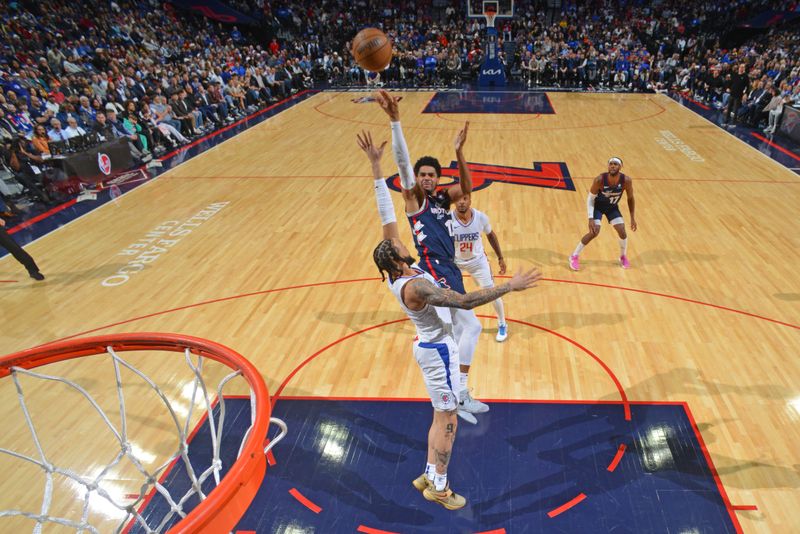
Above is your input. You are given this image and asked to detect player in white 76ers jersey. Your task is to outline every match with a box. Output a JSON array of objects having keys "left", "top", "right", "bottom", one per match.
[
  {"left": 452, "top": 194, "right": 509, "bottom": 341},
  {"left": 357, "top": 130, "right": 541, "bottom": 511}
]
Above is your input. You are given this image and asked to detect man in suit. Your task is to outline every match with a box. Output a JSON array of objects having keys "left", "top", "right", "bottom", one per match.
[{"left": 0, "top": 215, "right": 45, "bottom": 280}]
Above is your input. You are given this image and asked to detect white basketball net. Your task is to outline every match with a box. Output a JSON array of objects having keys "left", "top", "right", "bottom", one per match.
[
  {"left": 0, "top": 346, "right": 286, "bottom": 533},
  {"left": 484, "top": 11, "right": 497, "bottom": 27}
]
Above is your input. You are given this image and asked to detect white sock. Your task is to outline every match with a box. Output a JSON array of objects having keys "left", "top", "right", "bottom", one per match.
[
  {"left": 459, "top": 372, "right": 469, "bottom": 399},
  {"left": 619, "top": 238, "right": 628, "bottom": 256},
  {"left": 425, "top": 463, "right": 436, "bottom": 481},
  {"left": 572, "top": 241, "right": 585, "bottom": 257},
  {"left": 433, "top": 471, "right": 448, "bottom": 492},
  {"left": 494, "top": 298, "right": 506, "bottom": 325}
]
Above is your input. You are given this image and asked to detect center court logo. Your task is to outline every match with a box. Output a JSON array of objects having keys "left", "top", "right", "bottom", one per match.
[{"left": 387, "top": 161, "right": 574, "bottom": 192}]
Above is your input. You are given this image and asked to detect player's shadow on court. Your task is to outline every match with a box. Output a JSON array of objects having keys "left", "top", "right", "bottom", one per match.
[
  {"left": 774, "top": 292, "right": 800, "bottom": 301},
  {"left": 0, "top": 263, "right": 134, "bottom": 289}
]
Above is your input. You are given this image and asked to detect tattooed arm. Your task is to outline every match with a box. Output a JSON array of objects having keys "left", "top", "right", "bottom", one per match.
[{"left": 405, "top": 268, "right": 542, "bottom": 310}]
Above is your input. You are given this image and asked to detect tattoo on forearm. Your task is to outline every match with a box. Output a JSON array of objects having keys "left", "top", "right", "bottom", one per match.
[{"left": 412, "top": 279, "right": 510, "bottom": 310}]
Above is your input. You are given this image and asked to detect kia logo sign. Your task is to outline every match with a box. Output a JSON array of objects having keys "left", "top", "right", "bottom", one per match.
[
  {"left": 481, "top": 69, "right": 502, "bottom": 75},
  {"left": 98, "top": 153, "right": 111, "bottom": 175}
]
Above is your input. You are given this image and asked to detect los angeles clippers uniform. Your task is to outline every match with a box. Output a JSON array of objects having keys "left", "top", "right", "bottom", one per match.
[
  {"left": 407, "top": 190, "right": 466, "bottom": 294},
  {"left": 388, "top": 267, "right": 460, "bottom": 411},
  {"left": 452, "top": 208, "right": 495, "bottom": 288},
  {"left": 593, "top": 173, "right": 627, "bottom": 224}
]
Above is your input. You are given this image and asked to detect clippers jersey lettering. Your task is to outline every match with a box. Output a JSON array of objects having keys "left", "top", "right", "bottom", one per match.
[
  {"left": 452, "top": 208, "right": 491, "bottom": 264},
  {"left": 596, "top": 173, "right": 626, "bottom": 208},
  {"left": 388, "top": 268, "right": 452, "bottom": 342}
]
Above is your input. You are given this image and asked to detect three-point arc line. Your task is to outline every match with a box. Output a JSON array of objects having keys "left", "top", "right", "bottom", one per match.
[{"left": 547, "top": 493, "right": 588, "bottom": 518}]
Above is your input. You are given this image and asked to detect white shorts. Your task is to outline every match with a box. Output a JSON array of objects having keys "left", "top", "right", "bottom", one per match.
[
  {"left": 456, "top": 255, "right": 494, "bottom": 288},
  {"left": 413, "top": 337, "right": 460, "bottom": 411}
]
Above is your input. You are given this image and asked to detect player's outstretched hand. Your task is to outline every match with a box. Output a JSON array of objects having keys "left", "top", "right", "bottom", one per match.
[
  {"left": 356, "top": 130, "right": 387, "bottom": 164},
  {"left": 498, "top": 257, "right": 507, "bottom": 275},
  {"left": 630, "top": 218, "right": 638, "bottom": 232},
  {"left": 507, "top": 267, "right": 542, "bottom": 292},
  {"left": 454, "top": 121, "right": 469, "bottom": 153},
  {"left": 375, "top": 89, "right": 400, "bottom": 121}
]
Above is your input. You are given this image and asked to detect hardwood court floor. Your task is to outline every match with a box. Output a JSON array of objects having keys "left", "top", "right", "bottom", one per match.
[{"left": 1, "top": 91, "right": 798, "bottom": 532}]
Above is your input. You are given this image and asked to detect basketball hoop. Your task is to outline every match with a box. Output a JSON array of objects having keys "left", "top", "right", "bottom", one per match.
[
  {"left": 0, "top": 333, "right": 287, "bottom": 534},
  {"left": 484, "top": 6, "right": 498, "bottom": 27}
]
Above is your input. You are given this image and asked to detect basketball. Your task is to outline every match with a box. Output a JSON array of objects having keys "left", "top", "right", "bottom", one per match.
[{"left": 351, "top": 28, "right": 392, "bottom": 72}]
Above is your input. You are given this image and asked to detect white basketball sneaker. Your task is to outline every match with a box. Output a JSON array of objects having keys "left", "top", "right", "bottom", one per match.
[
  {"left": 456, "top": 409, "right": 477, "bottom": 424},
  {"left": 459, "top": 390, "right": 489, "bottom": 414},
  {"left": 496, "top": 324, "right": 508, "bottom": 342}
]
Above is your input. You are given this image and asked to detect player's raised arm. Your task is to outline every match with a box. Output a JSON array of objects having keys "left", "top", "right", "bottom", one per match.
[
  {"left": 450, "top": 121, "right": 472, "bottom": 202},
  {"left": 357, "top": 130, "right": 399, "bottom": 240},
  {"left": 625, "top": 176, "right": 637, "bottom": 231},
  {"left": 374, "top": 90, "right": 422, "bottom": 213},
  {"left": 406, "top": 267, "right": 542, "bottom": 310}
]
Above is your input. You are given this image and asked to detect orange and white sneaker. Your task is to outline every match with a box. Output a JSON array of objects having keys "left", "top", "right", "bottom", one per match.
[
  {"left": 412, "top": 474, "right": 432, "bottom": 493},
  {"left": 423, "top": 484, "right": 467, "bottom": 510}
]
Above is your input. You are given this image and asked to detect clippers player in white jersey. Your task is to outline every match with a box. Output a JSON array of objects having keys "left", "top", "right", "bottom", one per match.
[
  {"left": 374, "top": 89, "right": 487, "bottom": 425},
  {"left": 569, "top": 157, "right": 638, "bottom": 270},
  {"left": 357, "top": 130, "right": 541, "bottom": 511},
  {"left": 452, "top": 194, "right": 509, "bottom": 341}
]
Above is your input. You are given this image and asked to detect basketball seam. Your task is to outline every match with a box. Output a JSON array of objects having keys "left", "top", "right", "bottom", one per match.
[{"left": 357, "top": 40, "right": 391, "bottom": 63}]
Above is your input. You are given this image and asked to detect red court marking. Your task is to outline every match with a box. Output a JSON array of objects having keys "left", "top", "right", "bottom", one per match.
[
  {"left": 751, "top": 132, "right": 800, "bottom": 163},
  {"left": 158, "top": 90, "right": 314, "bottom": 161},
  {"left": 272, "top": 314, "right": 631, "bottom": 421},
  {"left": 501, "top": 316, "right": 630, "bottom": 420},
  {"left": 289, "top": 488, "right": 322, "bottom": 514},
  {"left": 314, "top": 93, "right": 665, "bottom": 131},
  {"left": 7, "top": 92, "right": 314, "bottom": 238},
  {"left": 475, "top": 529, "right": 507, "bottom": 534},
  {"left": 542, "top": 278, "right": 800, "bottom": 331},
  {"left": 732, "top": 505, "right": 758, "bottom": 511},
  {"left": 272, "top": 318, "right": 409, "bottom": 404},
  {"left": 357, "top": 526, "right": 400, "bottom": 534},
  {"left": 0, "top": 280, "right": 17, "bottom": 283},
  {"left": 266, "top": 448, "right": 276, "bottom": 466},
  {"left": 39, "top": 277, "right": 378, "bottom": 346},
  {"left": 683, "top": 402, "right": 743, "bottom": 534},
  {"left": 236, "top": 531, "right": 257, "bottom": 534},
  {"left": 8, "top": 199, "right": 78, "bottom": 235},
  {"left": 547, "top": 493, "right": 587, "bottom": 518},
  {"left": 435, "top": 112, "right": 541, "bottom": 124},
  {"left": 607, "top": 444, "right": 626, "bottom": 472}
]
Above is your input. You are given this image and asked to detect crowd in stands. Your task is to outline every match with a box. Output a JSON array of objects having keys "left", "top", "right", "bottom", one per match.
[{"left": 1, "top": 0, "right": 799, "bottom": 213}]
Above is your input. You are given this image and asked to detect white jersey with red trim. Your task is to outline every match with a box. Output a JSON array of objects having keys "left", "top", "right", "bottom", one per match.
[
  {"left": 388, "top": 267, "right": 452, "bottom": 343},
  {"left": 452, "top": 208, "right": 492, "bottom": 264}
]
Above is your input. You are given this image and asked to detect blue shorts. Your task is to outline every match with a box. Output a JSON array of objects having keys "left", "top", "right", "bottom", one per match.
[
  {"left": 417, "top": 255, "right": 466, "bottom": 294},
  {"left": 593, "top": 204, "right": 624, "bottom": 224}
]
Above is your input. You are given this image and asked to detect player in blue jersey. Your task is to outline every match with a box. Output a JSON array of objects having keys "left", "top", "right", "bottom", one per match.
[
  {"left": 374, "top": 89, "right": 487, "bottom": 425},
  {"left": 358, "top": 129, "right": 541, "bottom": 510},
  {"left": 569, "top": 157, "right": 637, "bottom": 270}
]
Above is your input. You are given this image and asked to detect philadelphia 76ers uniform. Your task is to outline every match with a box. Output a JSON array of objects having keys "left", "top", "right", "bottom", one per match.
[
  {"left": 406, "top": 190, "right": 466, "bottom": 294},
  {"left": 453, "top": 208, "right": 495, "bottom": 288},
  {"left": 593, "top": 173, "right": 627, "bottom": 225},
  {"left": 388, "top": 267, "right": 460, "bottom": 411}
]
